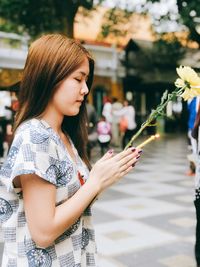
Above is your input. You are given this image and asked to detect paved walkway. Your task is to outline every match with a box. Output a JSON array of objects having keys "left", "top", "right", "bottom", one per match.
[
  {"left": 0, "top": 134, "right": 197, "bottom": 266},
  {"left": 93, "top": 134, "right": 196, "bottom": 267}
]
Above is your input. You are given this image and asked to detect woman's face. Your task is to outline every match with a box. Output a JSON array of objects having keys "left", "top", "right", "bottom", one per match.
[{"left": 50, "top": 57, "right": 89, "bottom": 117}]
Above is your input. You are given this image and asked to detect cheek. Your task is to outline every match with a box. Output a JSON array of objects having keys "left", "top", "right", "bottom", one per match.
[
  {"left": 58, "top": 83, "right": 77, "bottom": 101},
  {"left": 53, "top": 90, "right": 77, "bottom": 113},
  {"left": 53, "top": 80, "right": 79, "bottom": 108},
  {"left": 54, "top": 88, "right": 69, "bottom": 103}
]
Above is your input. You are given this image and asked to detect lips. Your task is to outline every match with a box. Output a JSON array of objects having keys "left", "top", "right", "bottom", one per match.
[{"left": 76, "top": 100, "right": 83, "bottom": 106}]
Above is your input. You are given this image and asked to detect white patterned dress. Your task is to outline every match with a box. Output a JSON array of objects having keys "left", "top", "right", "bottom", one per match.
[{"left": 0, "top": 118, "right": 98, "bottom": 267}]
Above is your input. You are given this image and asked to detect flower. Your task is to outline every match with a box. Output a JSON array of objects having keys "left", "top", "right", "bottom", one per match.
[
  {"left": 175, "top": 66, "right": 200, "bottom": 101},
  {"left": 125, "top": 66, "right": 200, "bottom": 149}
]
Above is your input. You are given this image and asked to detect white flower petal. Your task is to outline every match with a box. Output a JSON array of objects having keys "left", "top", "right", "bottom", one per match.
[{"left": 175, "top": 78, "right": 185, "bottom": 88}]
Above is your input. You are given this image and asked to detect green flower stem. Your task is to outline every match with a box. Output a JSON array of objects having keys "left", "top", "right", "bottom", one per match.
[{"left": 124, "top": 87, "right": 185, "bottom": 150}]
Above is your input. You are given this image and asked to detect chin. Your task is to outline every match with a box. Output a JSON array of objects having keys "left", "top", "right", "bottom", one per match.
[{"left": 66, "top": 109, "right": 80, "bottom": 116}]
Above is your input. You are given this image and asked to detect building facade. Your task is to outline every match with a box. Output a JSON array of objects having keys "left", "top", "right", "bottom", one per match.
[{"left": 0, "top": 32, "right": 126, "bottom": 117}]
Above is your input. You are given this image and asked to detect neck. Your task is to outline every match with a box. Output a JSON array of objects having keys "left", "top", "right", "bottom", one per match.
[{"left": 40, "top": 107, "right": 64, "bottom": 135}]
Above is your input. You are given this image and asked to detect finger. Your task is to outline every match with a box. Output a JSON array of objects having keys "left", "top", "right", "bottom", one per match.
[
  {"left": 119, "top": 165, "right": 133, "bottom": 178},
  {"left": 98, "top": 149, "right": 114, "bottom": 162},
  {"left": 118, "top": 149, "right": 142, "bottom": 166},
  {"left": 119, "top": 156, "right": 139, "bottom": 173},
  {"left": 113, "top": 147, "right": 137, "bottom": 161},
  {"left": 122, "top": 156, "right": 141, "bottom": 175},
  {"left": 119, "top": 150, "right": 141, "bottom": 167},
  {"left": 120, "top": 149, "right": 142, "bottom": 170}
]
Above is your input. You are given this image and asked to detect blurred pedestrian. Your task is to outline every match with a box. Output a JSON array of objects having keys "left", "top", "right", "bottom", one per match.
[
  {"left": 0, "top": 34, "right": 142, "bottom": 267},
  {"left": 97, "top": 115, "right": 111, "bottom": 156},
  {"left": 86, "top": 100, "right": 98, "bottom": 159},
  {"left": 102, "top": 96, "right": 112, "bottom": 123},
  {"left": 111, "top": 97, "right": 123, "bottom": 147},
  {"left": 114, "top": 100, "right": 137, "bottom": 149}
]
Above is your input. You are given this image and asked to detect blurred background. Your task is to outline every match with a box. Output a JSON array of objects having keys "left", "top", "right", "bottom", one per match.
[
  {"left": 0, "top": 1, "right": 200, "bottom": 266},
  {"left": 0, "top": 0, "right": 200, "bottom": 140}
]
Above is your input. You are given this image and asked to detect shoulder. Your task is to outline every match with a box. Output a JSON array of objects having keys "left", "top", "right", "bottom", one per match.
[
  {"left": 4, "top": 119, "right": 56, "bottom": 168},
  {"left": 14, "top": 118, "right": 51, "bottom": 146},
  {"left": 0, "top": 119, "right": 60, "bottom": 190}
]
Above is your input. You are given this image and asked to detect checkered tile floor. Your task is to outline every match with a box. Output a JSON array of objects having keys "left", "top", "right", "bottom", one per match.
[
  {"left": 0, "top": 134, "right": 197, "bottom": 267},
  {"left": 92, "top": 134, "right": 196, "bottom": 267}
]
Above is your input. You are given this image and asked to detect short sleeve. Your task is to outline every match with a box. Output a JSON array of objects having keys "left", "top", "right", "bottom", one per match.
[{"left": 0, "top": 126, "right": 60, "bottom": 192}]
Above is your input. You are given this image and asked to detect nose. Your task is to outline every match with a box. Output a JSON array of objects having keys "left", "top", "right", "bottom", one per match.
[{"left": 81, "top": 81, "right": 89, "bottom": 95}]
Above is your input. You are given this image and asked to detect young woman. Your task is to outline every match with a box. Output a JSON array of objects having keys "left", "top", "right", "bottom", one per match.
[{"left": 0, "top": 34, "right": 141, "bottom": 266}]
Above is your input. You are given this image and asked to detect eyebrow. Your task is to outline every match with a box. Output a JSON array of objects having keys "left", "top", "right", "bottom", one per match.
[{"left": 77, "top": 71, "right": 89, "bottom": 77}]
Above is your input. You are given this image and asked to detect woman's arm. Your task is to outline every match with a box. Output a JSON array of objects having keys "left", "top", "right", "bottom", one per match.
[
  {"left": 21, "top": 173, "right": 98, "bottom": 248},
  {"left": 21, "top": 147, "right": 140, "bottom": 248}
]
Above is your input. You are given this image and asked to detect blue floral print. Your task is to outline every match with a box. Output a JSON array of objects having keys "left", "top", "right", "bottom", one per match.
[
  {"left": 0, "top": 118, "right": 97, "bottom": 266},
  {"left": 0, "top": 198, "right": 13, "bottom": 223},
  {"left": 26, "top": 248, "right": 52, "bottom": 267}
]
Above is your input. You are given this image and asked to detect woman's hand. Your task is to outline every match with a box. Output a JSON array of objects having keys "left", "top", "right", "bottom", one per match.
[{"left": 88, "top": 147, "right": 142, "bottom": 194}]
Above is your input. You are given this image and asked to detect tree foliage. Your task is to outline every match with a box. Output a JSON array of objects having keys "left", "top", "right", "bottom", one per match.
[
  {"left": 177, "top": 0, "right": 200, "bottom": 43},
  {"left": 149, "top": 36, "right": 186, "bottom": 67},
  {"left": 98, "top": 7, "right": 132, "bottom": 39},
  {"left": 0, "top": 0, "right": 103, "bottom": 38},
  {"left": 146, "top": 0, "right": 200, "bottom": 44},
  {"left": 0, "top": 0, "right": 199, "bottom": 45},
  {"left": 99, "top": 0, "right": 200, "bottom": 45}
]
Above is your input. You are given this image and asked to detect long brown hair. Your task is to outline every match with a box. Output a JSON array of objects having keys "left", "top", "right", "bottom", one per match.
[{"left": 14, "top": 34, "right": 94, "bottom": 169}]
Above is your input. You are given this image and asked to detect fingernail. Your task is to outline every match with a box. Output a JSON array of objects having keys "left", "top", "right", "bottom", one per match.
[
  {"left": 132, "top": 163, "right": 136, "bottom": 167},
  {"left": 131, "top": 147, "right": 136, "bottom": 152},
  {"left": 108, "top": 149, "right": 113, "bottom": 154},
  {"left": 136, "top": 155, "right": 140, "bottom": 159},
  {"left": 138, "top": 150, "right": 143, "bottom": 154}
]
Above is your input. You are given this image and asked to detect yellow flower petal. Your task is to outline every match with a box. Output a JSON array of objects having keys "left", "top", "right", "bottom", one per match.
[
  {"left": 175, "top": 78, "right": 185, "bottom": 88},
  {"left": 176, "top": 66, "right": 200, "bottom": 101},
  {"left": 176, "top": 66, "right": 200, "bottom": 87},
  {"left": 191, "top": 77, "right": 200, "bottom": 87},
  {"left": 191, "top": 86, "right": 200, "bottom": 95},
  {"left": 181, "top": 87, "right": 200, "bottom": 101},
  {"left": 177, "top": 66, "right": 195, "bottom": 80},
  {"left": 181, "top": 89, "right": 191, "bottom": 101}
]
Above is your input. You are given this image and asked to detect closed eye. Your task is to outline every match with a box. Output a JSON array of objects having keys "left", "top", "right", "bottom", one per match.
[
  {"left": 75, "top": 78, "right": 81, "bottom": 82},
  {"left": 75, "top": 77, "right": 88, "bottom": 83}
]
